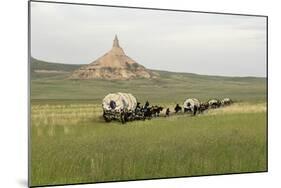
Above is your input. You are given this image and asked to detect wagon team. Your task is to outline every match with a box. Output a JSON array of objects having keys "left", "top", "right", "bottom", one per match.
[{"left": 102, "top": 92, "right": 233, "bottom": 123}]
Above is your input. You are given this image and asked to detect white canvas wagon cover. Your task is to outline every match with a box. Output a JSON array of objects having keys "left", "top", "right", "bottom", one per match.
[
  {"left": 208, "top": 99, "right": 219, "bottom": 105},
  {"left": 221, "top": 98, "right": 231, "bottom": 103},
  {"left": 183, "top": 98, "right": 200, "bottom": 108},
  {"left": 102, "top": 92, "right": 137, "bottom": 111}
]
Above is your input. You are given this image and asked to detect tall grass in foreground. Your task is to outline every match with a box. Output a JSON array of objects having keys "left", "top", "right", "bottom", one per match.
[{"left": 31, "top": 102, "right": 267, "bottom": 186}]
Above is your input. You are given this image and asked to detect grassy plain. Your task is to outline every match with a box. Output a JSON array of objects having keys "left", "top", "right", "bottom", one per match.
[
  {"left": 30, "top": 60, "right": 267, "bottom": 186},
  {"left": 31, "top": 70, "right": 266, "bottom": 104},
  {"left": 31, "top": 103, "right": 267, "bottom": 186}
]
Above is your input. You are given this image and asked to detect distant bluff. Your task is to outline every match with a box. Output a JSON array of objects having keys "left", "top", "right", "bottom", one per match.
[{"left": 70, "top": 35, "right": 158, "bottom": 80}]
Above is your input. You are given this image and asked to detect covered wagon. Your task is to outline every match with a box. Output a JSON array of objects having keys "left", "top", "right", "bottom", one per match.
[
  {"left": 102, "top": 92, "right": 137, "bottom": 123},
  {"left": 221, "top": 98, "right": 233, "bottom": 106},
  {"left": 208, "top": 99, "right": 221, "bottom": 108},
  {"left": 183, "top": 98, "right": 200, "bottom": 115}
]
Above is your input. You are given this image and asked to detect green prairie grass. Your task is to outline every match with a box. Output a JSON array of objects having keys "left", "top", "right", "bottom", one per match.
[
  {"left": 30, "top": 103, "right": 267, "bottom": 186},
  {"left": 31, "top": 70, "right": 266, "bottom": 103}
]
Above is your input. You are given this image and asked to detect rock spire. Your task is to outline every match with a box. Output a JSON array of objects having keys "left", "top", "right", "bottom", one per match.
[{"left": 70, "top": 35, "right": 158, "bottom": 80}]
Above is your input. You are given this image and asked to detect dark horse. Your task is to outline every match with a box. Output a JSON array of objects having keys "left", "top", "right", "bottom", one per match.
[
  {"left": 142, "top": 101, "right": 153, "bottom": 119},
  {"left": 165, "top": 108, "right": 170, "bottom": 116},
  {"left": 198, "top": 102, "right": 209, "bottom": 113},
  {"left": 134, "top": 102, "right": 145, "bottom": 120},
  {"left": 151, "top": 106, "right": 163, "bottom": 117},
  {"left": 174, "top": 104, "right": 182, "bottom": 113}
]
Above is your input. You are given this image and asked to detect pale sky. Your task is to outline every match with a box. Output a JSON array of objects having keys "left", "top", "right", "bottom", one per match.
[{"left": 30, "top": 1, "right": 267, "bottom": 77}]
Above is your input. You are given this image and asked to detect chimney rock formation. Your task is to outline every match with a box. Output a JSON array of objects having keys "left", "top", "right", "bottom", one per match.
[{"left": 70, "top": 35, "right": 158, "bottom": 80}]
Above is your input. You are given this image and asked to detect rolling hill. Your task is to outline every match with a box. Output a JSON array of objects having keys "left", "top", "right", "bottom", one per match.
[
  {"left": 30, "top": 57, "right": 266, "bottom": 104},
  {"left": 30, "top": 57, "right": 84, "bottom": 79}
]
